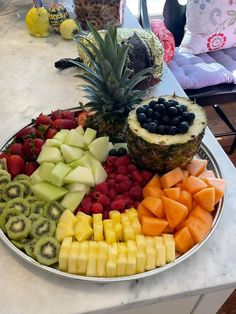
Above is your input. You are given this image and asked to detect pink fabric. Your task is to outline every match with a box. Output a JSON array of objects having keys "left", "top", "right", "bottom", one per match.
[{"left": 151, "top": 19, "right": 175, "bottom": 64}]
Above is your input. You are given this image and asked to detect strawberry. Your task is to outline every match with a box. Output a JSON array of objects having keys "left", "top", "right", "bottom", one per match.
[
  {"left": 35, "top": 114, "right": 52, "bottom": 126},
  {"left": 23, "top": 138, "right": 45, "bottom": 161},
  {"left": 16, "top": 127, "right": 41, "bottom": 140},
  {"left": 61, "top": 111, "right": 75, "bottom": 121},
  {"left": 0, "top": 152, "right": 10, "bottom": 160},
  {"left": 51, "top": 110, "right": 63, "bottom": 121},
  {"left": 7, "top": 143, "right": 24, "bottom": 157},
  {"left": 7, "top": 155, "right": 25, "bottom": 178},
  {"left": 52, "top": 119, "right": 77, "bottom": 130},
  {"left": 44, "top": 128, "right": 58, "bottom": 139},
  {"left": 24, "top": 162, "right": 38, "bottom": 176},
  {"left": 37, "top": 124, "right": 50, "bottom": 137}
]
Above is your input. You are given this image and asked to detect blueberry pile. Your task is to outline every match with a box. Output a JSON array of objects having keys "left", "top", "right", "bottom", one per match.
[
  {"left": 109, "top": 147, "right": 128, "bottom": 157},
  {"left": 136, "top": 97, "right": 196, "bottom": 135}
]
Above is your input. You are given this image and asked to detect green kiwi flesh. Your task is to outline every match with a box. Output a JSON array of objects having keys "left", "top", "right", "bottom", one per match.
[
  {"left": 28, "top": 213, "right": 42, "bottom": 224},
  {"left": 6, "top": 198, "right": 30, "bottom": 216},
  {"left": 6, "top": 215, "right": 31, "bottom": 240},
  {"left": 0, "top": 170, "right": 10, "bottom": 179},
  {"left": 44, "top": 201, "right": 64, "bottom": 221},
  {"left": 30, "top": 201, "right": 46, "bottom": 215},
  {"left": 25, "top": 196, "right": 38, "bottom": 204},
  {"left": 13, "top": 174, "right": 30, "bottom": 182},
  {"left": 33, "top": 237, "right": 60, "bottom": 266},
  {"left": 24, "top": 239, "right": 37, "bottom": 258},
  {"left": 11, "top": 238, "right": 30, "bottom": 250},
  {"left": 30, "top": 217, "right": 56, "bottom": 239},
  {"left": 0, "top": 159, "right": 7, "bottom": 171},
  {"left": 0, "top": 202, "right": 5, "bottom": 215},
  {"left": 18, "top": 180, "right": 32, "bottom": 198},
  {"left": 2, "top": 182, "right": 24, "bottom": 201},
  {"left": 0, "top": 175, "right": 11, "bottom": 189},
  {"left": 0, "top": 208, "right": 21, "bottom": 232}
]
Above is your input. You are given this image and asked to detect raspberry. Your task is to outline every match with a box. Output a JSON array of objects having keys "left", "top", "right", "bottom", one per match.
[
  {"left": 97, "top": 193, "right": 111, "bottom": 206},
  {"left": 115, "top": 174, "right": 128, "bottom": 182},
  {"left": 80, "top": 196, "right": 92, "bottom": 210},
  {"left": 80, "top": 206, "right": 91, "bottom": 215},
  {"left": 140, "top": 170, "right": 153, "bottom": 183},
  {"left": 115, "top": 156, "right": 130, "bottom": 167},
  {"left": 117, "top": 165, "right": 128, "bottom": 175},
  {"left": 129, "top": 185, "right": 143, "bottom": 200},
  {"left": 102, "top": 210, "right": 110, "bottom": 219},
  {"left": 109, "top": 173, "right": 116, "bottom": 179},
  {"left": 131, "top": 170, "right": 143, "bottom": 183},
  {"left": 108, "top": 189, "right": 117, "bottom": 200},
  {"left": 124, "top": 198, "right": 133, "bottom": 207},
  {"left": 92, "top": 202, "right": 103, "bottom": 214},
  {"left": 127, "top": 164, "right": 137, "bottom": 172},
  {"left": 111, "top": 199, "right": 126, "bottom": 211},
  {"left": 133, "top": 201, "right": 139, "bottom": 209},
  {"left": 95, "top": 182, "right": 108, "bottom": 195},
  {"left": 116, "top": 181, "right": 131, "bottom": 193},
  {"left": 106, "top": 156, "right": 117, "bottom": 166},
  {"left": 93, "top": 191, "right": 101, "bottom": 200},
  {"left": 107, "top": 179, "right": 116, "bottom": 189},
  {"left": 103, "top": 165, "right": 113, "bottom": 175}
]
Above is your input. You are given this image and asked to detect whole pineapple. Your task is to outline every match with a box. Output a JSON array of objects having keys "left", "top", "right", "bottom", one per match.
[{"left": 70, "top": 23, "right": 153, "bottom": 142}]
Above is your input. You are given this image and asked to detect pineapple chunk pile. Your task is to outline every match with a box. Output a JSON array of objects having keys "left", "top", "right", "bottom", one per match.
[{"left": 59, "top": 234, "right": 175, "bottom": 277}]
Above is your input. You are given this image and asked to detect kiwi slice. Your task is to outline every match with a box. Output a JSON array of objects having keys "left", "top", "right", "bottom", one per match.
[
  {"left": 34, "top": 237, "right": 60, "bottom": 266},
  {"left": 30, "top": 217, "right": 56, "bottom": 239},
  {"left": 26, "top": 196, "right": 38, "bottom": 204},
  {"left": 6, "top": 214, "right": 31, "bottom": 240},
  {"left": 44, "top": 201, "right": 64, "bottom": 221},
  {"left": 13, "top": 174, "right": 30, "bottom": 182},
  {"left": 6, "top": 198, "right": 30, "bottom": 216},
  {"left": 2, "top": 182, "right": 24, "bottom": 201},
  {"left": 24, "top": 239, "right": 37, "bottom": 258},
  {"left": 11, "top": 238, "right": 30, "bottom": 250},
  {"left": 0, "top": 208, "right": 21, "bottom": 233},
  {"left": 28, "top": 213, "right": 42, "bottom": 224},
  {"left": 31, "top": 201, "right": 46, "bottom": 215},
  {"left": 0, "top": 158, "right": 7, "bottom": 171},
  {"left": 0, "top": 169, "right": 10, "bottom": 179},
  {"left": 18, "top": 180, "right": 32, "bottom": 198},
  {"left": 0, "top": 175, "right": 11, "bottom": 189},
  {"left": 0, "top": 202, "right": 5, "bottom": 215}
]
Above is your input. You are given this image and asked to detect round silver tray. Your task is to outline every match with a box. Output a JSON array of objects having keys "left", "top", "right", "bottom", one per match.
[{"left": 0, "top": 132, "right": 224, "bottom": 282}]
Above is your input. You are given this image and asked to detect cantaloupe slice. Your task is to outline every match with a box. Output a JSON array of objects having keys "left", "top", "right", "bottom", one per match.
[
  {"left": 204, "top": 178, "right": 226, "bottom": 205},
  {"left": 141, "top": 197, "right": 165, "bottom": 218},
  {"left": 178, "top": 190, "right": 192, "bottom": 212},
  {"left": 163, "top": 225, "right": 174, "bottom": 234},
  {"left": 193, "top": 187, "right": 215, "bottom": 212},
  {"left": 137, "top": 203, "right": 154, "bottom": 222},
  {"left": 185, "top": 159, "right": 208, "bottom": 176},
  {"left": 181, "top": 176, "right": 208, "bottom": 194},
  {"left": 144, "top": 174, "right": 161, "bottom": 189},
  {"left": 162, "top": 196, "right": 188, "bottom": 228},
  {"left": 141, "top": 216, "right": 168, "bottom": 236},
  {"left": 184, "top": 216, "right": 211, "bottom": 243},
  {"left": 198, "top": 170, "right": 216, "bottom": 180},
  {"left": 143, "top": 186, "right": 163, "bottom": 198},
  {"left": 182, "top": 170, "right": 189, "bottom": 180},
  {"left": 160, "top": 167, "right": 184, "bottom": 189},
  {"left": 163, "top": 187, "right": 181, "bottom": 201},
  {"left": 174, "top": 227, "right": 195, "bottom": 253},
  {"left": 189, "top": 205, "right": 213, "bottom": 228}
]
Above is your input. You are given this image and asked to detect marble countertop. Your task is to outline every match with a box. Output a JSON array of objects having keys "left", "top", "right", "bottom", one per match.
[{"left": 0, "top": 3, "right": 236, "bottom": 314}]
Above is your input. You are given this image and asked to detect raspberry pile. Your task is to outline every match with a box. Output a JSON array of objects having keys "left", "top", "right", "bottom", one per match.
[{"left": 76, "top": 154, "right": 153, "bottom": 219}]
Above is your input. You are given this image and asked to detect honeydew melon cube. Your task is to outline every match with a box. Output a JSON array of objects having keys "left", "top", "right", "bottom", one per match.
[
  {"left": 31, "top": 182, "right": 67, "bottom": 202},
  {"left": 64, "top": 166, "right": 95, "bottom": 187},
  {"left": 61, "top": 191, "right": 86, "bottom": 212},
  {"left": 64, "top": 130, "right": 85, "bottom": 148},
  {"left": 88, "top": 137, "right": 109, "bottom": 162},
  {"left": 54, "top": 129, "right": 70, "bottom": 142},
  {"left": 83, "top": 128, "right": 97, "bottom": 146},
  {"left": 37, "top": 147, "right": 63, "bottom": 164},
  {"left": 90, "top": 158, "right": 108, "bottom": 185},
  {"left": 30, "top": 168, "right": 43, "bottom": 185},
  {"left": 75, "top": 125, "right": 85, "bottom": 135},
  {"left": 49, "top": 162, "right": 72, "bottom": 187},
  {"left": 44, "top": 139, "right": 62, "bottom": 148},
  {"left": 68, "top": 154, "right": 92, "bottom": 169},
  {"left": 60, "top": 144, "right": 84, "bottom": 163},
  {"left": 66, "top": 183, "right": 89, "bottom": 194},
  {"left": 38, "top": 162, "right": 55, "bottom": 182}
]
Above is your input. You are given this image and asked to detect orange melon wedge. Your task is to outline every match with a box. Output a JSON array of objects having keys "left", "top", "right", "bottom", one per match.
[
  {"left": 179, "top": 190, "right": 192, "bottom": 212},
  {"left": 162, "top": 196, "right": 188, "bottom": 228},
  {"left": 141, "top": 216, "right": 168, "bottom": 236},
  {"left": 143, "top": 186, "right": 163, "bottom": 198},
  {"left": 174, "top": 226, "right": 195, "bottom": 253},
  {"left": 193, "top": 187, "right": 215, "bottom": 212},
  {"left": 144, "top": 174, "right": 161, "bottom": 189},
  {"left": 163, "top": 187, "right": 181, "bottom": 201},
  {"left": 184, "top": 216, "right": 211, "bottom": 243},
  {"left": 181, "top": 176, "right": 208, "bottom": 194},
  {"left": 137, "top": 203, "right": 154, "bottom": 222},
  {"left": 189, "top": 205, "right": 213, "bottom": 228},
  {"left": 160, "top": 167, "right": 184, "bottom": 189},
  {"left": 185, "top": 159, "right": 208, "bottom": 176},
  {"left": 141, "top": 197, "right": 165, "bottom": 218},
  {"left": 204, "top": 178, "right": 226, "bottom": 205},
  {"left": 198, "top": 170, "right": 216, "bottom": 180}
]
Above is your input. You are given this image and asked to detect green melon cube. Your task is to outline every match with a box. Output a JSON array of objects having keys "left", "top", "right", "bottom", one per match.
[
  {"left": 44, "top": 139, "right": 62, "bottom": 148},
  {"left": 60, "top": 144, "right": 84, "bottom": 163},
  {"left": 75, "top": 125, "right": 85, "bottom": 135},
  {"left": 66, "top": 183, "right": 90, "bottom": 193},
  {"left": 49, "top": 162, "right": 72, "bottom": 187},
  {"left": 68, "top": 154, "right": 92, "bottom": 169},
  {"left": 31, "top": 182, "right": 68, "bottom": 202},
  {"left": 54, "top": 129, "right": 70, "bottom": 142},
  {"left": 38, "top": 162, "right": 55, "bottom": 182},
  {"left": 64, "top": 166, "right": 94, "bottom": 187},
  {"left": 37, "top": 147, "right": 63, "bottom": 164},
  {"left": 61, "top": 191, "right": 86, "bottom": 212},
  {"left": 64, "top": 130, "right": 85, "bottom": 148},
  {"left": 91, "top": 158, "right": 108, "bottom": 185},
  {"left": 83, "top": 128, "right": 97, "bottom": 145},
  {"left": 88, "top": 137, "right": 109, "bottom": 162},
  {"left": 30, "top": 168, "right": 43, "bottom": 185}
]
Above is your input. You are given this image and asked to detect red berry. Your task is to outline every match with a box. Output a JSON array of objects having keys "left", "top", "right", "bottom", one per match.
[
  {"left": 111, "top": 199, "right": 126, "bottom": 211},
  {"left": 7, "top": 155, "right": 25, "bottom": 178},
  {"left": 97, "top": 193, "right": 111, "bottom": 206},
  {"left": 102, "top": 210, "right": 110, "bottom": 219},
  {"left": 129, "top": 185, "right": 143, "bottom": 200},
  {"left": 117, "top": 165, "right": 128, "bottom": 175},
  {"left": 7, "top": 143, "right": 24, "bottom": 157},
  {"left": 115, "top": 156, "right": 130, "bottom": 167},
  {"left": 109, "top": 173, "right": 116, "bottom": 179},
  {"left": 80, "top": 196, "right": 92, "bottom": 211},
  {"left": 124, "top": 198, "right": 134, "bottom": 207},
  {"left": 35, "top": 114, "right": 52, "bottom": 126},
  {"left": 106, "top": 156, "right": 117, "bottom": 166},
  {"left": 127, "top": 164, "right": 137, "bottom": 172},
  {"left": 103, "top": 165, "right": 113, "bottom": 175},
  {"left": 116, "top": 181, "right": 131, "bottom": 194},
  {"left": 92, "top": 202, "right": 103, "bottom": 214},
  {"left": 15, "top": 127, "right": 41, "bottom": 140},
  {"left": 23, "top": 138, "right": 45, "bottom": 161},
  {"left": 61, "top": 111, "right": 75, "bottom": 121},
  {"left": 52, "top": 119, "right": 77, "bottom": 130},
  {"left": 131, "top": 170, "right": 143, "bottom": 183},
  {"left": 51, "top": 110, "right": 63, "bottom": 121},
  {"left": 44, "top": 128, "right": 58, "bottom": 139},
  {"left": 115, "top": 174, "right": 128, "bottom": 182},
  {"left": 95, "top": 182, "right": 108, "bottom": 195},
  {"left": 107, "top": 179, "right": 116, "bottom": 189},
  {"left": 0, "top": 152, "right": 10, "bottom": 160},
  {"left": 24, "top": 162, "right": 38, "bottom": 176},
  {"left": 108, "top": 189, "right": 117, "bottom": 200},
  {"left": 140, "top": 170, "right": 153, "bottom": 183}
]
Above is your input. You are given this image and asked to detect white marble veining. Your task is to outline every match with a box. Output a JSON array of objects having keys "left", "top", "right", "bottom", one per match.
[{"left": 0, "top": 4, "right": 236, "bottom": 314}]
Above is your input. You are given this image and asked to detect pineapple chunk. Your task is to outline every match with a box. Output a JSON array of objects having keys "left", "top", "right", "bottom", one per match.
[
  {"left": 104, "top": 229, "right": 116, "bottom": 244},
  {"left": 59, "top": 237, "right": 72, "bottom": 271},
  {"left": 155, "top": 236, "right": 166, "bottom": 267},
  {"left": 126, "top": 240, "right": 137, "bottom": 275},
  {"left": 74, "top": 221, "right": 93, "bottom": 242},
  {"left": 109, "top": 210, "right": 121, "bottom": 223},
  {"left": 145, "top": 237, "right": 156, "bottom": 270},
  {"left": 93, "top": 222, "right": 104, "bottom": 241},
  {"left": 87, "top": 241, "right": 98, "bottom": 277},
  {"left": 93, "top": 213, "right": 103, "bottom": 223},
  {"left": 78, "top": 241, "right": 89, "bottom": 275},
  {"left": 117, "top": 243, "right": 127, "bottom": 277},
  {"left": 120, "top": 213, "right": 130, "bottom": 226},
  {"left": 136, "top": 235, "right": 146, "bottom": 273},
  {"left": 106, "top": 243, "right": 118, "bottom": 277},
  {"left": 125, "top": 208, "right": 138, "bottom": 221},
  {"left": 59, "top": 209, "right": 78, "bottom": 227},
  {"left": 162, "top": 234, "right": 175, "bottom": 263},
  {"left": 123, "top": 225, "right": 135, "bottom": 241},
  {"left": 68, "top": 242, "right": 80, "bottom": 274},
  {"left": 131, "top": 219, "right": 142, "bottom": 235},
  {"left": 56, "top": 222, "right": 75, "bottom": 243},
  {"left": 97, "top": 241, "right": 108, "bottom": 277},
  {"left": 114, "top": 223, "right": 123, "bottom": 241},
  {"left": 103, "top": 219, "right": 113, "bottom": 229},
  {"left": 76, "top": 212, "right": 92, "bottom": 226}
]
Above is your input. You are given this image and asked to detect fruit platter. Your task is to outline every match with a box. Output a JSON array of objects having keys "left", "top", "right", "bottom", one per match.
[{"left": 0, "top": 25, "right": 226, "bottom": 282}]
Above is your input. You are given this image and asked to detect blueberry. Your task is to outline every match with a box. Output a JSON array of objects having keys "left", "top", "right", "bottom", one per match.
[
  {"left": 169, "top": 126, "right": 178, "bottom": 135},
  {"left": 164, "top": 126, "right": 170, "bottom": 135},
  {"left": 141, "top": 123, "right": 148, "bottom": 129},
  {"left": 168, "top": 106, "right": 178, "bottom": 117},
  {"left": 181, "top": 105, "right": 187, "bottom": 112},
  {"left": 182, "top": 111, "right": 189, "bottom": 121},
  {"left": 143, "top": 105, "right": 150, "bottom": 111},
  {"left": 117, "top": 147, "right": 127, "bottom": 156},
  {"left": 109, "top": 149, "right": 118, "bottom": 156},
  {"left": 146, "top": 108, "right": 153, "bottom": 117},
  {"left": 147, "top": 118, "right": 152, "bottom": 124},
  {"left": 188, "top": 112, "right": 195, "bottom": 123},
  {"left": 179, "top": 121, "right": 189, "bottom": 133},
  {"left": 157, "top": 97, "right": 165, "bottom": 104},
  {"left": 157, "top": 125, "right": 165, "bottom": 135},
  {"left": 137, "top": 113, "right": 147, "bottom": 123},
  {"left": 169, "top": 100, "right": 179, "bottom": 106},
  {"left": 155, "top": 103, "right": 165, "bottom": 113},
  {"left": 137, "top": 107, "right": 146, "bottom": 114},
  {"left": 162, "top": 115, "right": 170, "bottom": 125},
  {"left": 176, "top": 104, "right": 184, "bottom": 114},
  {"left": 170, "top": 117, "right": 179, "bottom": 126},
  {"left": 147, "top": 123, "right": 157, "bottom": 133},
  {"left": 163, "top": 101, "right": 171, "bottom": 108},
  {"left": 154, "top": 111, "right": 161, "bottom": 120},
  {"left": 149, "top": 100, "right": 158, "bottom": 108}
]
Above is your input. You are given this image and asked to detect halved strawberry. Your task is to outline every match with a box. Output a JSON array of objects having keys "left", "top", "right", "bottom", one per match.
[
  {"left": 23, "top": 138, "right": 45, "bottom": 161},
  {"left": 35, "top": 114, "right": 52, "bottom": 126},
  {"left": 7, "top": 143, "right": 24, "bottom": 157},
  {"left": 7, "top": 155, "right": 25, "bottom": 178},
  {"left": 61, "top": 111, "right": 75, "bottom": 120},
  {"left": 44, "top": 128, "right": 58, "bottom": 139},
  {"left": 51, "top": 110, "right": 63, "bottom": 121},
  {"left": 0, "top": 152, "right": 10, "bottom": 160},
  {"left": 51, "top": 119, "right": 77, "bottom": 130},
  {"left": 24, "top": 162, "right": 38, "bottom": 176},
  {"left": 16, "top": 127, "right": 41, "bottom": 140}
]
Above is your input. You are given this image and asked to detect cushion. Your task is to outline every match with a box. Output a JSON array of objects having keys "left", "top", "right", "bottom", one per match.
[
  {"left": 169, "top": 48, "right": 235, "bottom": 90},
  {"left": 179, "top": 0, "right": 236, "bottom": 54},
  {"left": 151, "top": 19, "right": 175, "bottom": 64}
]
